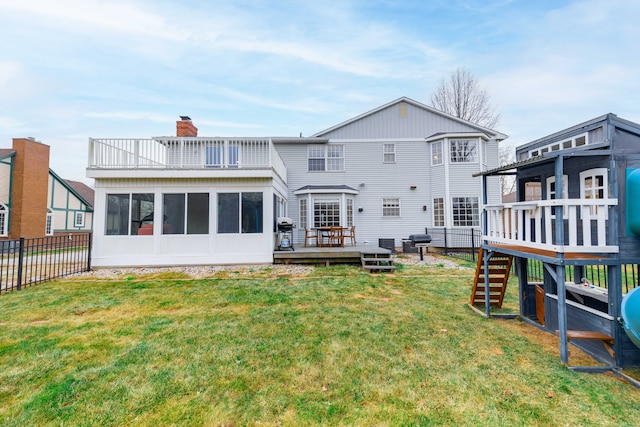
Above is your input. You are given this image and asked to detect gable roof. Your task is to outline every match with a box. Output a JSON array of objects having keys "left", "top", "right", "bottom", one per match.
[
  {"left": 65, "top": 179, "right": 95, "bottom": 208},
  {"left": 312, "top": 96, "right": 507, "bottom": 140},
  {"left": 48, "top": 169, "right": 94, "bottom": 210}
]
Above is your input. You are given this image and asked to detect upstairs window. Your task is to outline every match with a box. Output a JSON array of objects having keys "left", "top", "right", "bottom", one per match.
[
  {"left": 450, "top": 139, "right": 477, "bottom": 163},
  {"left": 383, "top": 144, "right": 396, "bottom": 163},
  {"left": 431, "top": 141, "right": 443, "bottom": 166},
  {"left": 308, "top": 144, "right": 344, "bottom": 171}
]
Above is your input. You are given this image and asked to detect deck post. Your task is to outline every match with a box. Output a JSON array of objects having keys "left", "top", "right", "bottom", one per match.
[
  {"left": 554, "top": 154, "right": 569, "bottom": 364},
  {"left": 557, "top": 264, "right": 569, "bottom": 364}
]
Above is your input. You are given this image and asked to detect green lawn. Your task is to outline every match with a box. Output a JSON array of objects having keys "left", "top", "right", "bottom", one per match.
[{"left": 1, "top": 261, "right": 639, "bottom": 426}]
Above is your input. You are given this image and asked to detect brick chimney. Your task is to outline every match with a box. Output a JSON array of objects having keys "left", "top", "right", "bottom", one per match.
[
  {"left": 10, "top": 138, "right": 50, "bottom": 239},
  {"left": 176, "top": 116, "right": 198, "bottom": 137}
]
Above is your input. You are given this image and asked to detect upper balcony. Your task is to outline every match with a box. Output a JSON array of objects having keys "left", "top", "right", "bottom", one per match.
[
  {"left": 87, "top": 137, "right": 287, "bottom": 182},
  {"left": 483, "top": 198, "right": 619, "bottom": 255}
]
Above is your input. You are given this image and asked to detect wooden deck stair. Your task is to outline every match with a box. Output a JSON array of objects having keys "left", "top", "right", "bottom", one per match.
[
  {"left": 361, "top": 251, "right": 396, "bottom": 273},
  {"left": 470, "top": 249, "right": 513, "bottom": 308}
]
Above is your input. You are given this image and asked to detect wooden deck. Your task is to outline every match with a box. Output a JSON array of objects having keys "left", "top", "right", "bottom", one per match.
[{"left": 273, "top": 245, "right": 391, "bottom": 266}]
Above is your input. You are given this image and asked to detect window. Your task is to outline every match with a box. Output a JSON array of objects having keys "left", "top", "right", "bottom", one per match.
[
  {"left": 163, "top": 193, "right": 210, "bottom": 235},
  {"left": 106, "top": 193, "right": 154, "bottom": 235},
  {"left": 346, "top": 199, "right": 354, "bottom": 227},
  {"left": 45, "top": 208, "right": 54, "bottom": 236},
  {"left": 313, "top": 200, "right": 340, "bottom": 227},
  {"left": 431, "top": 141, "right": 443, "bottom": 165},
  {"left": 74, "top": 211, "right": 85, "bottom": 228},
  {"left": 433, "top": 198, "right": 445, "bottom": 227},
  {"left": 217, "top": 192, "right": 263, "bottom": 234},
  {"left": 206, "top": 144, "right": 238, "bottom": 168},
  {"left": 308, "top": 144, "right": 344, "bottom": 171},
  {"left": 382, "top": 198, "right": 400, "bottom": 217},
  {"left": 452, "top": 197, "right": 479, "bottom": 227},
  {"left": 0, "top": 204, "right": 6, "bottom": 236},
  {"left": 299, "top": 198, "right": 308, "bottom": 229},
  {"left": 546, "top": 175, "right": 568, "bottom": 218},
  {"left": 450, "top": 139, "right": 477, "bottom": 163},
  {"left": 580, "top": 168, "right": 608, "bottom": 218},
  {"left": 383, "top": 144, "right": 396, "bottom": 163}
]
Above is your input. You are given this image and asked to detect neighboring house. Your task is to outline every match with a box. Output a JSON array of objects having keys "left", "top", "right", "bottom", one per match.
[
  {"left": 0, "top": 138, "right": 94, "bottom": 240},
  {"left": 87, "top": 97, "right": 506, "bottom": 267},
  {"left": 477, "top": 113, "right": 640, "bottom": 367}
]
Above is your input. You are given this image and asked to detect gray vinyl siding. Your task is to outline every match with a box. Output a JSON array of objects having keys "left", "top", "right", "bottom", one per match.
[
  {"left": 318, "top": 102, "right": 481, "bottom": 139},
  {"left": 276, "top": 139, "right": 434, "bottom": 246}
]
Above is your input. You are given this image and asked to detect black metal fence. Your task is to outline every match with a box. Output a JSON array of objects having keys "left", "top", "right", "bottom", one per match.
[
  {"left": 425, "top": 228, "right": 482, "bottom": 263},
  {"left": 527, "top": 260, "right": 640, "bottom": 293},
  {"left": 0, "top": 233, "right": 91, "bottom": 294}
]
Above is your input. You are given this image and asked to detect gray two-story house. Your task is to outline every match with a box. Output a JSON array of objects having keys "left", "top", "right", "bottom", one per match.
[{"left": 86, "top": 97, "right": 505, "bottom": 267}]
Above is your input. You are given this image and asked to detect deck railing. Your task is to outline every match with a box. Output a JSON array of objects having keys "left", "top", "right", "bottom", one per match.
[
  {"left": 484, "top": 198, "right": 618, "bottom": 253},
  {"left": 88, "top": 137, "right": 287, "bottom": 181}
]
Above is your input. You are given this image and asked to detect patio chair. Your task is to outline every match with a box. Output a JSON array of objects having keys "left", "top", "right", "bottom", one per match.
[
  {"left": 329, "top": 226, "right": 344, "bottom": 247},
  {"left": 343, "top": 225, "right": 356, "bottom": 246},
  {"left": 304, "top": 227, "right": 317, "bottom": 247}
]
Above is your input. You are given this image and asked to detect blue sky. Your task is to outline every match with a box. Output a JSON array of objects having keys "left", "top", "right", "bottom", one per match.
[{"left": 1, "top": 0, "right": 639, "bottom": 183}]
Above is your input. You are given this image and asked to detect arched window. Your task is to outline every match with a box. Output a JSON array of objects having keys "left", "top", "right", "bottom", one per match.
[
  {"left": 0, "top": 204, "right": 7, "bottom": 236},
  {"left": 46, "top": 208, "right": 54, "bottom": 236},
  {"left": 580, "top": 168, "right": 608, "bottom": 219}
]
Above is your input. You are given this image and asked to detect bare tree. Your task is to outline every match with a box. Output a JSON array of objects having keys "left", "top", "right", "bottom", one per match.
[
  {"left": 430, "top": 67, "right": 501, "bottom": 129},
  {"left": 499, "top": 144, "right": 516, "bottom": 196}
]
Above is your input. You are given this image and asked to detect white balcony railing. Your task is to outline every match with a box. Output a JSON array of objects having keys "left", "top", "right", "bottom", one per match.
[
  {"left": 88, "top": 137, "right": 287, "bottom": 181},
  {"left": 484, "top": 198, "right": 618, "bottom": 253}
]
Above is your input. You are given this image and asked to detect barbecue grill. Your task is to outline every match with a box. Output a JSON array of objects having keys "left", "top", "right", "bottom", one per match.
[
  {"left": 409, "top": 233, "right": 432, "bottom": 260},
  {"left": 277, "top": 217, "right": 294, "bottom": 251}
]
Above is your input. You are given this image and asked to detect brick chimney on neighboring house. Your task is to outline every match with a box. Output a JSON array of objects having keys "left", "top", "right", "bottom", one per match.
[
  {"left": 176, "top": 116, "right": 198, "bottom": 137},
  {"left": 10, "top": 138, "right": 50, "bottom": 239}
]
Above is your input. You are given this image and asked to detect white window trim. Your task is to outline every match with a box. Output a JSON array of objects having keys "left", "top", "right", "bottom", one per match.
[
  {"left": 431, "top": 141, "right": 443, "bottom": 166},
  {"left": 449, "top": 139, "right": 478, "bottom": 164},
  {"left": 451, "top": 196, "right": 480, "bottom": 227},
  {"left": 527, "top": 131, "right": 592, "bottom": 159},
  {"left": 432, "top": 197, "right": 445, "bottom": 227},
  {"left": 580, "top": 167, "right": 609, "bottom": 219},
  {"left": 46, "top": 208, "right": 54, "bottom": 236},
  {"left": 74, "top": 211, "right": 86, "bottom": 228},
  {"left": 0, "top": 204, "right": 9, "bottom": 236},
  {"left": 546, "top": 175, "right": 569, "bottom": 219},
  {"left": 383, "top": 143, "right": 396, "bottom": 163},
  {"left": 382, "top": 198, "right": 401, "bottom": 217},
  {"left": 307, "top": 144, "right": 345, "bottom": 172}
]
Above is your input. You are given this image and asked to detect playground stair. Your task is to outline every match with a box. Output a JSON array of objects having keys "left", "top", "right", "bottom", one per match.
[
  {"left": 361, "top": 251, "right": 396, "bottom": 273},
  {"left": 470, "top": 249, "right": 513, "bottom": 308}
]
